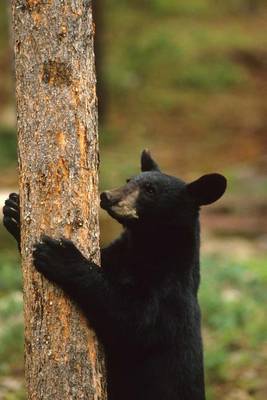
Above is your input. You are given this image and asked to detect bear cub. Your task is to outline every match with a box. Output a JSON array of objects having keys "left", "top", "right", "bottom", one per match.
[{"left": 3, "top": 150, "right": 227, "bottom": 400}]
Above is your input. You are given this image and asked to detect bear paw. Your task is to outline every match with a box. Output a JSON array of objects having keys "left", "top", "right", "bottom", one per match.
[
  {"left": 33, "top": 236, "right": 86, "bottom": 284},
  {"left": 3, "top": 193, "right": 20, "bottom": 245}
]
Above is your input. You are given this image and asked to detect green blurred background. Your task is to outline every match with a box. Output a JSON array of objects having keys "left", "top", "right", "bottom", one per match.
[{"left": 0, "top": 1, "right": 267, "bottom": 399}]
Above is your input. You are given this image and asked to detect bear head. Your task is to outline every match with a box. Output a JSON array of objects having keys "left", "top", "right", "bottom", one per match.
[{"left": 100, "top": 150, "right": 227, "bottom": 228}]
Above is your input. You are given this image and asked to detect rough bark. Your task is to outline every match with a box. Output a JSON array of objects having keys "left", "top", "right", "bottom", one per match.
[
  {"left": 12, "top": 1, "right": 106, "bottom": 399},
  {"left": 93, "top": 0, "right": 106, "bottom": 121}
]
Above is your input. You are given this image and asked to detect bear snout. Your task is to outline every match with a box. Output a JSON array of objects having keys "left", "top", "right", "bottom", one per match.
[
  {"left": 100, "top": 189, "right": 124, "bottom": 209},
  {"left": 100, "top": 191, "right": 113, "bottom": 209}
]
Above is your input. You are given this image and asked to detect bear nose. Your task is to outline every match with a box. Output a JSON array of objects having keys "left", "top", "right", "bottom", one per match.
[
  {"left": 100, "top": 191, "right": 111, "bottom": 203},
  {"left": 100, "top": 191, "right": 113, "bottom": 209}
]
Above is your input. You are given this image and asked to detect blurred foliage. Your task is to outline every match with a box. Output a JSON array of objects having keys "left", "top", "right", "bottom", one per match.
[
  {"left": 0, "top": 226, "right": 24, "bottom": 399},
  {"left": 0, "top": 126, "right": 17, "bottom": 169},
  {"left": 0, "top": 2, "right": 8, "bottom": 50},
  {"left": 108, "top": 0, "right": 267, "bottom": 17},
  {"left": 95, "top": 0, "right": 267, "bottom": 182},
  {"left": 174, "top": 60, "right": 245, "bottom": 91},
  {"left": 0, "top": 292, "right": 23, "bottom": 374},
  {"left": 201, "top": 257, "right": 267, "bottom": 392}
]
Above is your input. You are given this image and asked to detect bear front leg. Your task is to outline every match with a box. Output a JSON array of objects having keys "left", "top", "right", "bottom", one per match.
[
  {"left": 3, "top": 193, "right": 21, "bottom": 250},
  {"left": 33, "top": 236, "right": 92, "bottom": 286},
  {"left": 32, "top": 236, "right": 112, "bottom": 332}
]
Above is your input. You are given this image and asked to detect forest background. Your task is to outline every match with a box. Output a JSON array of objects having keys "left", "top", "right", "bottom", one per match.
[{"left": 0, "top": 1, "right": 267, "bottom": 399}]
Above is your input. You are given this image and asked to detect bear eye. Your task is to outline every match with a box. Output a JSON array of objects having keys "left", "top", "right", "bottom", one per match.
[
  {"left": 126, "top": 178, "right": 131, "bottom": 183},
  {"left": 144, "top": 182, "right": 156, "bottom": 195}
]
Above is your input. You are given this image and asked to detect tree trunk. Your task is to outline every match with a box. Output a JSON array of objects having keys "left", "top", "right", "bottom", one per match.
[{"left": 12, "top": 1, "right": 106, "bottom": 399}]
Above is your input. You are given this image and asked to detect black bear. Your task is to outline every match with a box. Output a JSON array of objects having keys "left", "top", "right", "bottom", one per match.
[{"left": 3, "top": 150, "right": 227, "bottom": 400}]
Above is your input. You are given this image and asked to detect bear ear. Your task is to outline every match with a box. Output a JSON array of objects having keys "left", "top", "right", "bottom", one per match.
[
  {"left": 141, "top": 149, "right": 161, "bottom": 172},
  {"left": 187, "top": 173, "right": 227, "bottom": 206}
]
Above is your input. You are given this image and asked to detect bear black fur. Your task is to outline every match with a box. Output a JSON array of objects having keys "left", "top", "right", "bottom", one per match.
[{"left": 3, "top": 150, "right": 227, "bottom": 400}]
